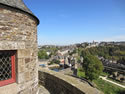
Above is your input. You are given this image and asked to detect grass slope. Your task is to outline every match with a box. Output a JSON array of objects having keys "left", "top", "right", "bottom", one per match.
[{"left": 94, "top": 79, "right": 125, "bottom": 94}]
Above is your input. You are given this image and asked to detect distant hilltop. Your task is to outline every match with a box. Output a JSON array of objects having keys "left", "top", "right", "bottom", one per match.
[{"left": 38, "top": 41, "right": 125, "bottom": 48}]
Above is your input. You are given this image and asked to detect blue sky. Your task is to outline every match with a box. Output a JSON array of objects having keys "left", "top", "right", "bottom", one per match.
[{"left": 24, "top": 0, "right": 125, "bottom": 45}]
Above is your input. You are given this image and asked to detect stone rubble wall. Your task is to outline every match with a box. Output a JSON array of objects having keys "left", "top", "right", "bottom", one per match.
[
  {"left": 39, "top": 68, "right": 103, "bottom": 94},
  {"left": 0, "top": 5, "right": 38, "bottom": 94}
]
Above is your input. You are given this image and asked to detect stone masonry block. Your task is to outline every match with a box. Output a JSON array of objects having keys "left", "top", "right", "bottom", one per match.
[
  {"left": 17, "top": 49, "right": 31, "bottom": 58},
  {"left": 17, "top": 73, "right": 25, "bottom": 84},
  {"left": 18, "top": 65, "right": 25, "bottom": 73},
  {"left": 25, "top": 58, "right": 31, "bottom": 64},
  {"left": 24, "top": 71, "right": 31, "bottom": 82},
  {"left": 18, "top": 58, "right": 25, "bottom": 65}
]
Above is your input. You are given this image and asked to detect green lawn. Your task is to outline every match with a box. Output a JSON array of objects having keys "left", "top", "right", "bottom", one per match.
[
  {"left": 93, "top": 79, "right": 125, "bottom": 94},
  {"left": 101, "top": 72, "right": 108, "bottom": 77},
  {"left": 77, "top": 70, "right": 125, "bottom": 94},
  {"left": 107, "top": 78, "right": 125, "bottom": 86},
  {"left": 77, "top": 68, "right": 85, "bottom": 78}
]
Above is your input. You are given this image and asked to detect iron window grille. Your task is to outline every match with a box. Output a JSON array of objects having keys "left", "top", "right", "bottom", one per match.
[{"left": 0, "top": 50, "right": 16, "bottom": 87}]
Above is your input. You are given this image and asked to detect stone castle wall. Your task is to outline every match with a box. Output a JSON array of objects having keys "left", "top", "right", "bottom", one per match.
[
  {"left": 39, "top": 68, "right": 103, "bottom": 94},
  {"left": 0, "top": 5, "right": 38, "bottom": 94}
]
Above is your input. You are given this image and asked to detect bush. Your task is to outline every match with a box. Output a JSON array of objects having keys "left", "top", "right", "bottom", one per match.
[{"left": 49, "top": 59, "right": 60, "bottom": 65}]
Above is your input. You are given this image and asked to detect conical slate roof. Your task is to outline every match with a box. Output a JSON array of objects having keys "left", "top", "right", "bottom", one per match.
[{"left": 0, "top": 0, "right": 39, "bottom": 24}]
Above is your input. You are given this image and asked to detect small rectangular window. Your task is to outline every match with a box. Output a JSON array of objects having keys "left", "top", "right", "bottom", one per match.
[{"left": 0, "top": 51, "right": 16, "bottom": 87}]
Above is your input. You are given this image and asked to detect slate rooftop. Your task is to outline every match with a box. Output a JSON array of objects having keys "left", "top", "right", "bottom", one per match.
[{"left": 0, "top": 0, "right": 39, "bottom": 24}]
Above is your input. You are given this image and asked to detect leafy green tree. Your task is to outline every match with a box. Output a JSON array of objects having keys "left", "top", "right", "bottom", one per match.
[
  {"left": 38, "top": 50, "right": 49, "bottom": 59},
  {"left": 83, "top": 54, "right": 104, "bottom": 81},
  {"left": 81, "top": 49, "right": 91, "bottom": 58},
  {"left": 118, "top": 57, "right": 125, "bottom": 65},
  {"left": 86, "top": 45, "right": 125, "bottom": 62}
]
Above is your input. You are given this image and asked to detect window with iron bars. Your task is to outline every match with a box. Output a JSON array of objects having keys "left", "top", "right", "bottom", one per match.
[{"left": 0, "top": 50, "right": 16, "bottom": 87}]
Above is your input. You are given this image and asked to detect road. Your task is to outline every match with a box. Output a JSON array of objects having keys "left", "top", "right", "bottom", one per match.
[{"left": 99, "top": 76, "right": 125, "bottom": 89}]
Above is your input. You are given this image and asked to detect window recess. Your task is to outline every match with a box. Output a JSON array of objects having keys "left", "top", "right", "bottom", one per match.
[{"left": 0, "top": 51, "right": 16, "bottom": 87}]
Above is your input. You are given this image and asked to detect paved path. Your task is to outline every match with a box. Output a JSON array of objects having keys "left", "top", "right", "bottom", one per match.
[
  {"left": 39, "top": 85, "right": 50, "bottom": 94},
  {"left": 99, "top": 76, "right": 125, "bottom": 89}
]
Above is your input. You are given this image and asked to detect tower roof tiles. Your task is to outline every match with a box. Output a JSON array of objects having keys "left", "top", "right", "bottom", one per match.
[{"left": 0, "top": 0, "right": 39, "bottom": 25}]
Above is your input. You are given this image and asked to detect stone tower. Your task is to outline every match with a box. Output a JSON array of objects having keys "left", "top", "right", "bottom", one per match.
[{"left": 0, "top": 0, "right": 39, "bottom": 94}]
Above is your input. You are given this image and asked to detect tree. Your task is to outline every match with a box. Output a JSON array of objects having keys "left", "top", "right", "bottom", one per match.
[
  {"left": 82, "top": 54, "right": 104, "bottom": 81},
  {"left": 38, "top": 50, "right": 49, "bottom": 59},
  {"left": 81, "top": 49, "right": 90, "bottom": 57}
]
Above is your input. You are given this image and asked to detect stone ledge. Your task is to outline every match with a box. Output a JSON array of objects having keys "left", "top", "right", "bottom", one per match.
[
  {"left": 0, "top": 83, "right": 18, "bottom": 94},
  {"left": 0, "top": 41, "right": 25, "bottom": 50},
  {"left": 38, "top": 85, "right": 50, "bottom": 94},
  {"left": 39, "top": 68, "right": 103, "bottom": 94}
]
